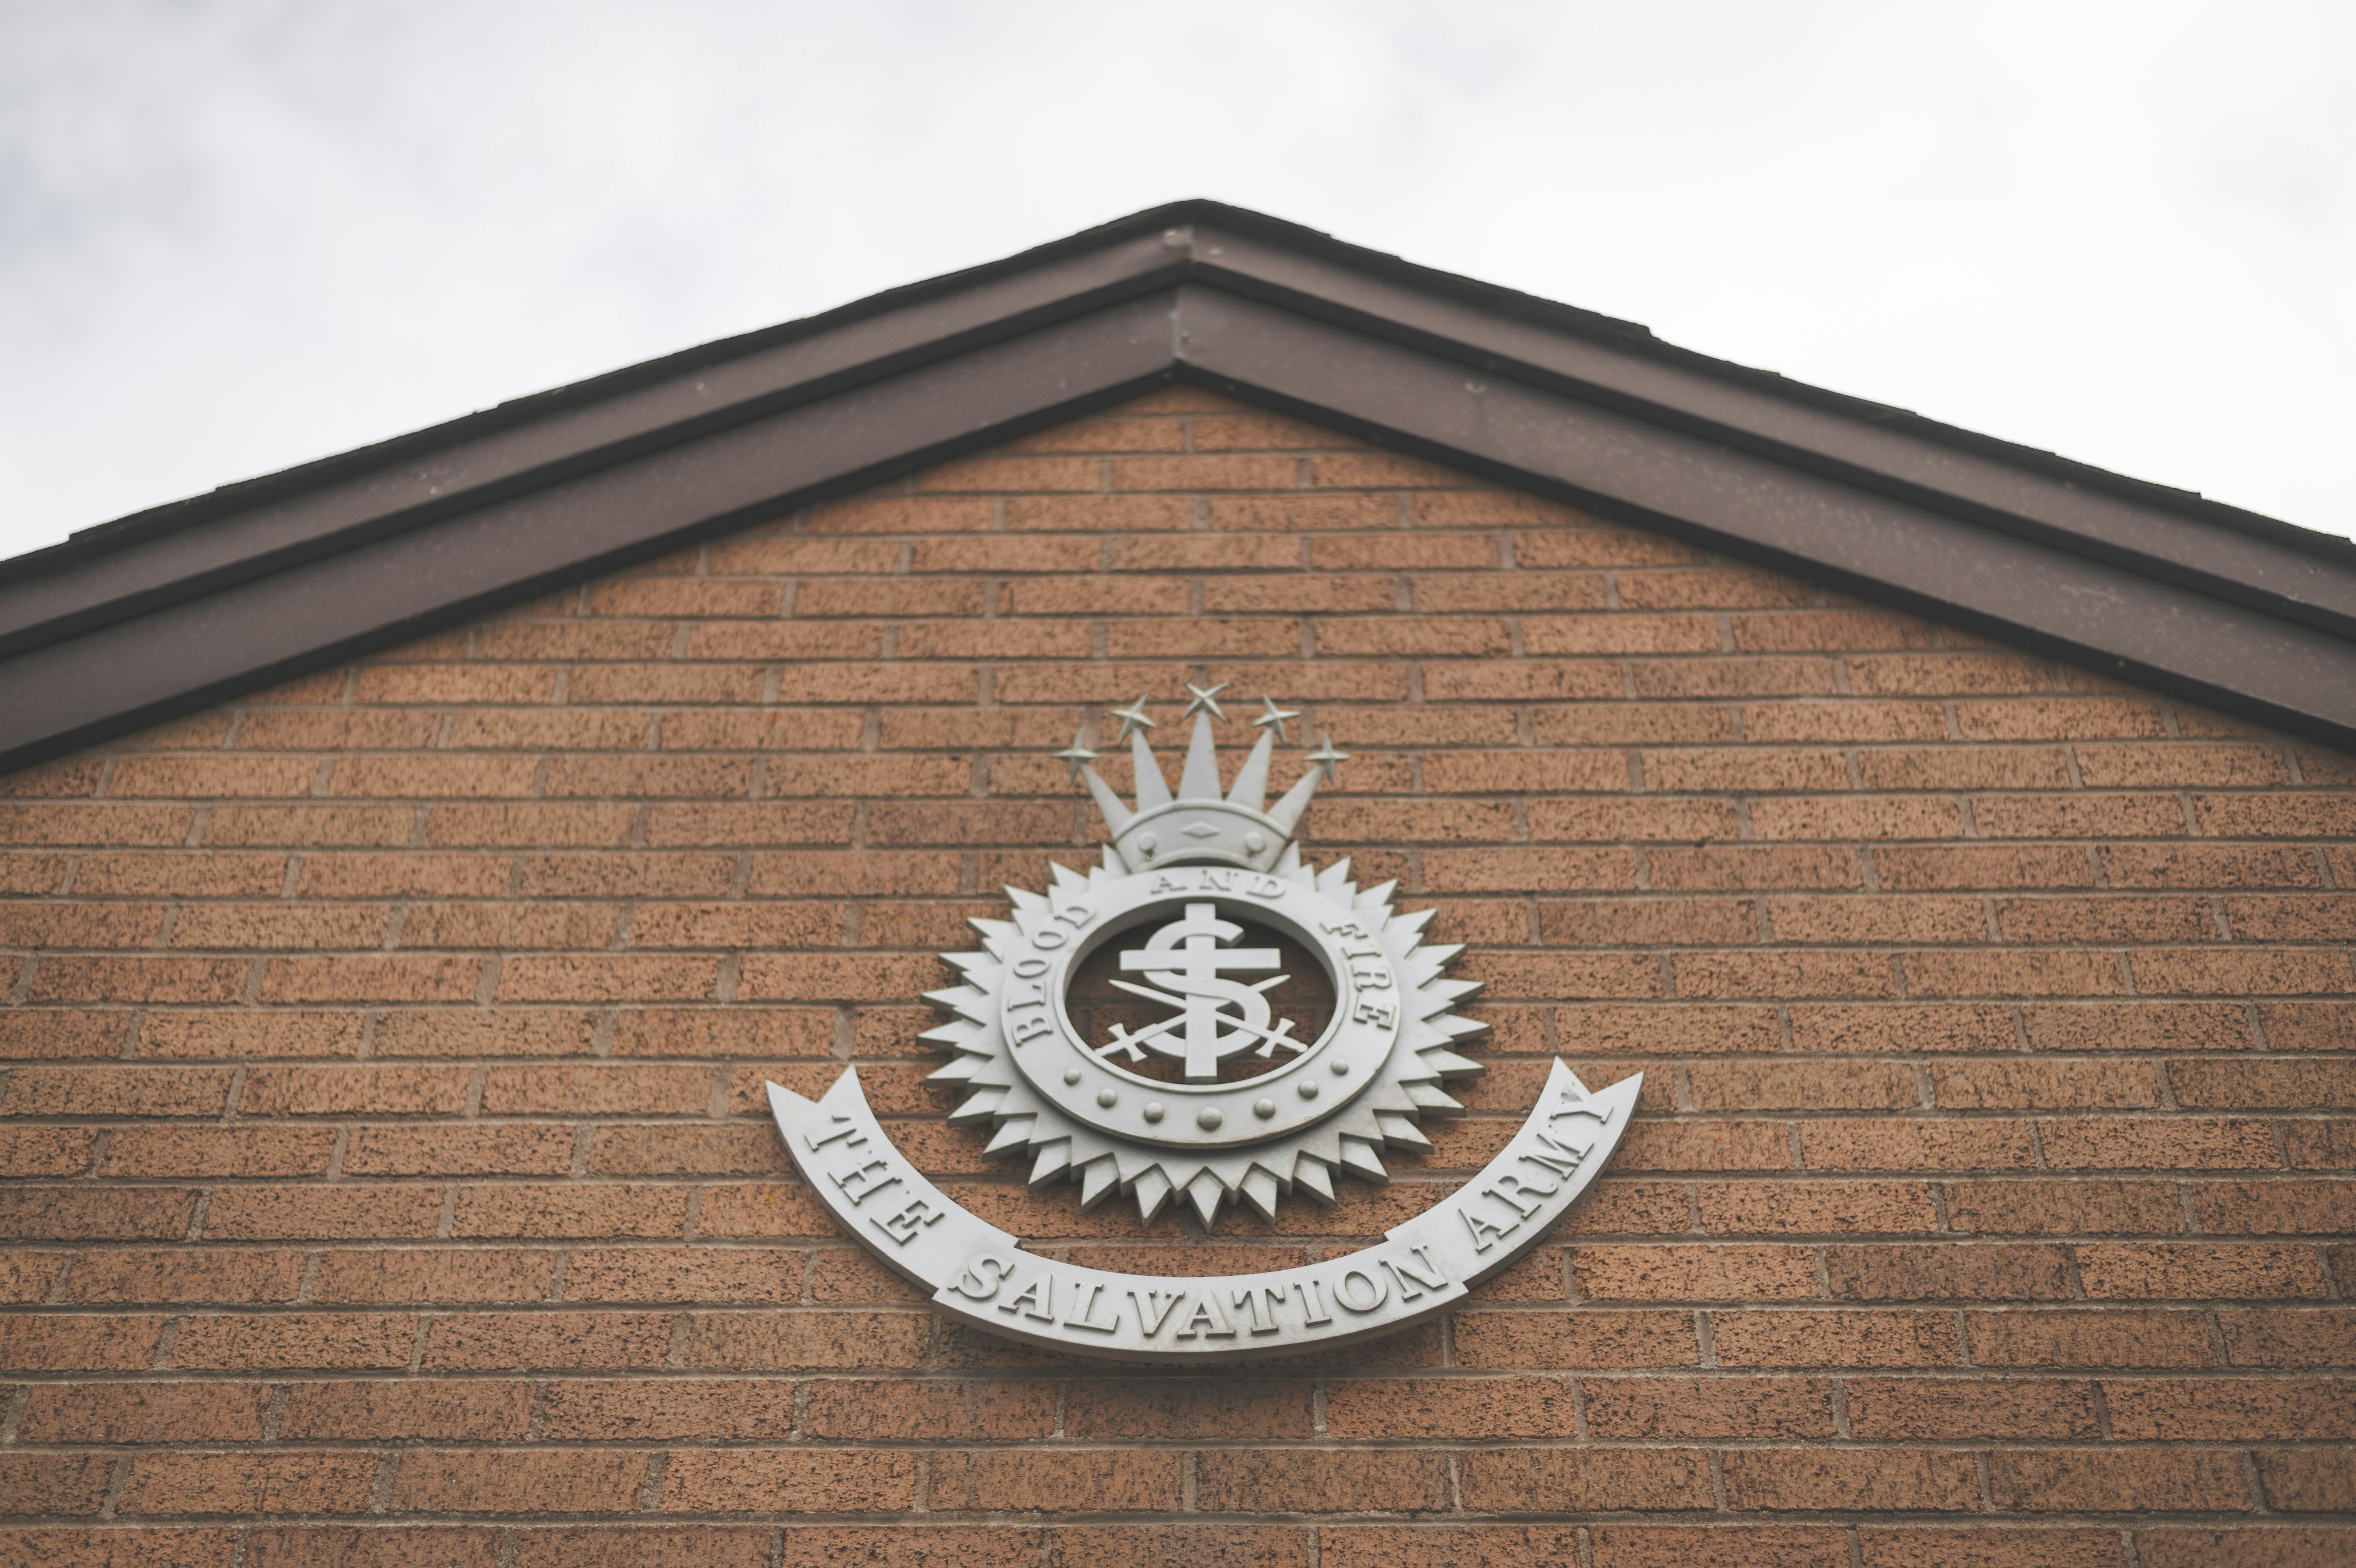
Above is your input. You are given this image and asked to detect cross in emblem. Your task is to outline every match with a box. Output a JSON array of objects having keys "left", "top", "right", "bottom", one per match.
[{"left": 1112, "top": 902, "right": 1287, "bottom": 1081}]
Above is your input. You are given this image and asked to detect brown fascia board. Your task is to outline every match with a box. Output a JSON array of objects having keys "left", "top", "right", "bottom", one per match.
[{"left": 1, "top": 199, "right": 2352, "bottom": 772}]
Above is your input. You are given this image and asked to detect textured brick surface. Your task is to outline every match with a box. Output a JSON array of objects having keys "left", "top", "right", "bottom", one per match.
[{"left": 0, "top": 389, "right": 2349, "bottom": 1551}]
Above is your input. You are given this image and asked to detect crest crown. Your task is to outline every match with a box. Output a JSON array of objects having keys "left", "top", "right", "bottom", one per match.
[{"left": 1080, "top": 711, "right": 1327, "bottom": 873}]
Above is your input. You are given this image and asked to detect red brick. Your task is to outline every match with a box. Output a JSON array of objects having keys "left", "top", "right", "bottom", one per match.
[
  {"left": 170, "top": 1313, "right": 416, "bottom": 1370},
  {"left": 0, "top": 1064, "right": 234, "bottom": 1117},
  {"left": 1944, "top": 1178, "right": 2183, "bottom": 1233},
  {"left": 692, "top": 1182, "right": 842, "bottom": 1239},
  {"left": 237, "top": 1064, "right": 471, "bottom": 1111},
  {"left": 60, "top": 1248, "right": 303, "bottom": 1304},
  {"left": 2217, "top": 1308, "right": 2356, "bottom": 1367},
  {"left": 1800, "top": 1118, "right": 2036, "bottom": 1171},
  {"left": 299, "top": 852, "right": 513, "bottom": 897},
  {"left": 1423, "top": 660, "right": 1619, "bottom": 701},
  {"left": 1421, "top": 847, "right": 1636, "bottom": 893},
  {"left": 1055, "top": 1525, "right": 1307, "bottom": 1568},
  {"left": 280, "top": 1380, "right": 533, "bottom": 1440},
  {"left": 1711, "top": 1310, "right": 1960, "bottom": 1367},
  {"left": 1613, "top": 568, "right": 1810, "bottom": 609},
  {"left": 0, "top": 901, "right": 167, "bottom": 947},
  {"left": 1311, "top": 1377, "right": 1565, "bottom": 1440},
  {"left": 100, "top": 1126, "right": 335, "bottom": 1178},
  {"left": 1931, "top": 1061, "right": 2160, "bottom": 1110},
  {"left": 1529, "top": 797, "right": 1742, "bottom": 842},
  {"left": 480, "top": 1063, "right": 711, "bottom": 1115},
  {"left": 806, "top": 1378, "right": 1055, "bottom": 1440},
  {"left": 0, "top": 1453, "right": 114, "bottom": 1515},
  {"left": 0, "top": 1126, "right": 99, "bottom": 1175},
  {"left": 2130, "top": 947, "right": 2354, "bottom": 995},
  {"left": 0, "top": 1314, "right": 168, "bottom": 1370},
  {"left": 2077, "top": 1243, "right": 2330, "bottom": 1299},
  {"left": 2222, "top": 893, "right": 2356, "bottom": 941},
  {"left": 1994, "top": 895, "right": 2213, "bottom": 943},
  {"left": 658, "top": 1451, "right": 914, "bottom": 1513},
  {"left": 2036, "top": 1117, "right": 2280, "bottom": 1171},
  {"left": 740, "top": 952, "right": 950, "bottom": 1001},
  {"left": 1582, "top": 1376, "right": 1835, "bottom": 1438},
  {"left": 1198, "top": 1450, "right": 1452, "bottom": 1513},
  {"left": 399, "top": 901, "right": 622, "bottom": 948},
  {"left": 1875, "top": 844, "right": 2094, "bottom": 890},
  {"left": 136, "top": 1010, "right": 366, "bottom": 1059},
  {"left": 28, "top": 1386, "right": 253, "bottom": 1453},
  {"left": 932, "top": 1450, "right": 1179, "bottom": 1513},
  {"left": 2186, "top": 1186, "right": 2356, "bottom": 1233},
  {"left": 1968, "top": 1309, "right": 2215, "bottom": 1368},
  {"left": 1742, "top": 701, "right": 1946, "bottom": 743},
  {"left": 421, "top": 1312, "right": 672, "bottom": 1371},
  {"left": 389, "top": 1449, "right": 650, "bottom": 1515},
  {"left": 1573, "top": 1244, "right": 1818, "bottom": 1301},
  {"left": 538, "top": 1379, "right": 795, "bottom": 1441},
  {"left": 2259, "top": 1450, "right": 2356, "bottom": 1512},
  {"left": 676, "top": 1310, "right": 928, "bottom": 1369},
  {"left": 1650, "top": 845, "right": 1861, "bottom": 890},
  {"left": 1536, "top": 697, "right": 1743, "bottom": 744},
  {"left": 1822, "top": 1244, "right": 2073, "bottom": 1301},
  {"left": 0, "top": 1251, "right": 64, "bottom": 1301},
  {"left": 2104, "top": 1378, "right": 2356, "bottom": 1440},
  {"left": 27, "top": 956, "right": 250, "bottom": 1004},
  {"left": 585, "top": 1124, "right": 780, "bottom": 1177},
  {"left": 1857, "top": 1529, "right": 2126, "bottom": 1567},
  {"left": 0, "top": 1010, "right": 125, "bottom": 1061},
  {"left": 1190, "top": 412, "right": 1352, "bottom": 451},
  {"left": 2103, "top": 843, "right": 2321, "bottom": 889},
  {"left": 1456, "top": 1448, "right": 1711, "bottom": 1512},
  {"left": 2021, "top": 1002, "right": 2252, "bottom": 1052},
  {"left": 1989, "top": 1448, "right": 2249, "bottom": 1512},
  {"left": 344, "top": 1124, "right": 575, "bottom": 1176},
  {"left": 448, "top": 1185, "right": 691, "bottom": 1240},
  {"left": 2259, "top": 1002, "right": 2356, "bottom": 1051},
  {"left": 1902, "top": 948, "right": 2127, "bottom": 997},
  {"left": 204, "top": 1186, "right": 446, "bottom": 1241},
  {"left": 1452, "top": 1310, "right": 1699, "bottom": 1368},
  {"left": 1689, "top": 1061, "right": 1916, "bottom": 1111},
  {"left": 0, "top": 1188, "right": 196, "bottom": 1241},
  {"left": 1523, "top": 612, "right": 1720, "bottom": 655},
  {"left": 1766, "top": 895, "right": 1986, "bottom": 944},
  {"left": 608, "top": 1007, "right": 834, "bottom": 1059},
  {"left": 2143, "top": 1530, "right": 2356, "bottom": 1568},
  {"left": 0, "top": 803, "right": 195, "bottom": 847},
  {"left": 119, "top": 1453, "right": 377, "bottom": 1517},
  {"left": 1846, "top": 1377, "right": 2100, "bottom": 1439},
  {"left": 1723, "top": 1448, "right": 1978, "bottom": 1511},
  {"left": 1205, "top": 574, "right": 1391, "bottom": 613},
  {"left": 562, "top": 1247, "right": 801, "bottom": 1303},
  {"left": 311, "top": 1248, "right": 558, "bottom": 1304},
  {"left": 512, "top": 1528, "right": 770, "bottom": 1568},
  {"left": 1786, "top": 1003, "right": 2016, "bottom": 1054},
  {"left": 1613, "top": 1118, "right": 1793, "bottom": 1170}
]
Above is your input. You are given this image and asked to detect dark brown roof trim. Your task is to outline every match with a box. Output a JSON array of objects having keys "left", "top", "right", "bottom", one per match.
[{"left": 3, "top": 200, "right": 2351, "bottom": 770}]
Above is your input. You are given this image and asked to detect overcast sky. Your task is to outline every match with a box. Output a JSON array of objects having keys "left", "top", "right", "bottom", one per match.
[{"left": 3, "top": 1, "right": 2349, "bottom": 565}]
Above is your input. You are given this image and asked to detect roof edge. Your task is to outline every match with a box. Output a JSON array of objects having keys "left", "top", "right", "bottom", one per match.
[{"left": 0, "top": 202, "right": 2349, "bottom": 772}]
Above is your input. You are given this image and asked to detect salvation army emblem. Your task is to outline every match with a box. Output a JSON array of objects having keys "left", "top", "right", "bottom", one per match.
[{"left": 766, "top": 689, "right": 1638, "bottom": 1360}]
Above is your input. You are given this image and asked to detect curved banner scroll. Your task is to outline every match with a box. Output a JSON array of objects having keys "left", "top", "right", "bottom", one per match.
[{"left": 766, "top": 1060, "right": 1640, "bottom": 1363}]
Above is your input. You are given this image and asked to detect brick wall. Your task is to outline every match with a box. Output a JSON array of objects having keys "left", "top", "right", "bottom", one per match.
[{"left": 1, "top": 386, "right": 2351, "bottom": 1566}]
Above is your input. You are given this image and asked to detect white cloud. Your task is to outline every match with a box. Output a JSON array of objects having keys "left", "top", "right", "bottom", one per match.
[{"left": 2, "top": 0, "right": 2348, "bottom": 563}]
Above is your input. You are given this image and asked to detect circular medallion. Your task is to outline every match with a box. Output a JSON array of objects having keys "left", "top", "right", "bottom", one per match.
[{"left": 926, "top": 690, "right": 1486, "bottom": 1227}]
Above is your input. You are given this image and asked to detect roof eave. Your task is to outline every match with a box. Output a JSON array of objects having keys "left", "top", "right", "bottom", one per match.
[{"left": 0, "top": 202, "right": 2348, "bottom": 771}]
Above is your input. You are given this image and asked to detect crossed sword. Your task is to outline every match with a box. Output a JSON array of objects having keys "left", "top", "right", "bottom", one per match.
[{"left": 1095, "top": 972, "right": 1305, "bottom": 1064}]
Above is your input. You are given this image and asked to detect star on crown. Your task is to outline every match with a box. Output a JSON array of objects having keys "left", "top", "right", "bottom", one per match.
[{"left": 1064, "top": 694, "right": 1337, "bottom": 874}]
